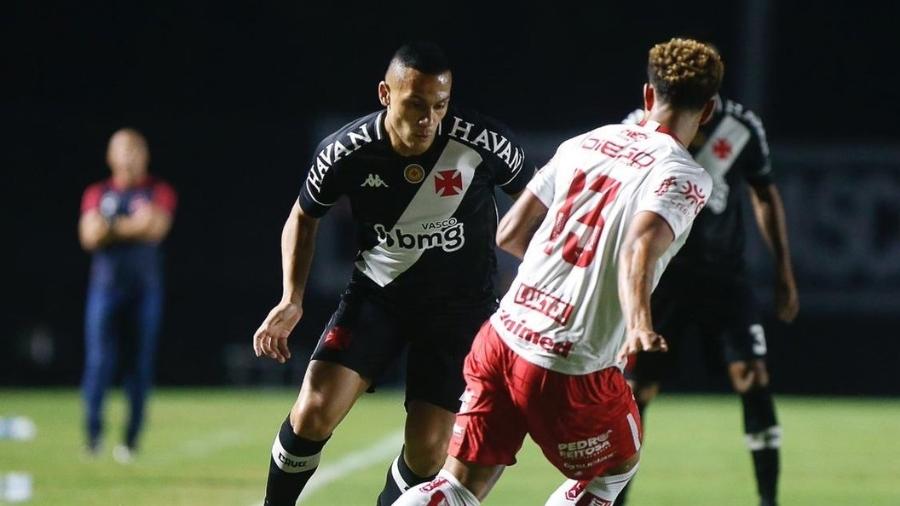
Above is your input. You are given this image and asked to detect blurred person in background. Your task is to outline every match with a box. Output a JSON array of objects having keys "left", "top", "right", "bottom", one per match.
[
  {"left": 617, "top": 93, "right": 798, "bottom": 506},
  {"left": 78, "top": 128, "right": 177, "bottom": 463}
]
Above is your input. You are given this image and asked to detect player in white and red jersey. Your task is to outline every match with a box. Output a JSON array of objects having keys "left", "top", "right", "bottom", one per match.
[{"left": 393, "top": 38, "right": 724, "bottom": 506}]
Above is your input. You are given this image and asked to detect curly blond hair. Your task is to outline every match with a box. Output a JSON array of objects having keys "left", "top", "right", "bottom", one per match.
[{"left": 647, "top": 38, "right": 724, "bottom": 110}]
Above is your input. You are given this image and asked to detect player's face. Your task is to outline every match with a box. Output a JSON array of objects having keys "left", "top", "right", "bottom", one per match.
[
  {"left": 107, "top": 133, "right": 149, "bottom": 186},
  {"left": 380, "top": 68, "right": 451, "bottom": 156}
]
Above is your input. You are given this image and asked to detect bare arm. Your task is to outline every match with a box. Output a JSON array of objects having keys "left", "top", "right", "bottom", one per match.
[
  {"left": 79, "top": 205, "right": 173, "bottom": 251},
  {"left": 496, "top": 190, "right": 548, "bottom": 259},
  {"left": 615, "top": 211, "right": 676, "bottom": 362},
  {"left": 111, "top": 205, "right": 173, "bottom": 243},
  {"left": 79, "top": 210, "right": 112, "bottom": 251},
  {"left": 253, "top": 201, "right": 320, "bottom": 363},
  {"left": 748, "top": 183, "right": 799, "bottom": 322}
]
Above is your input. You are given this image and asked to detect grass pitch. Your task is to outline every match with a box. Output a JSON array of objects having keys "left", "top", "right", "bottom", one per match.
[{"left": 1, "top": 389, "right": 898, "bottom": 505}]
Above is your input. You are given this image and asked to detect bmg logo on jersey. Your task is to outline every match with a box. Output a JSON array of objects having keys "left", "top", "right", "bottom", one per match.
[{"left": 373, "top": 218, "right": 466, "bottom": 253}]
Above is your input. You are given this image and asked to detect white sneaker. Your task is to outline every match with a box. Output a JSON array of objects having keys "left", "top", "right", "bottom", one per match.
[{"left": 112, "top": 444, "right": 134, "bottom": 464}]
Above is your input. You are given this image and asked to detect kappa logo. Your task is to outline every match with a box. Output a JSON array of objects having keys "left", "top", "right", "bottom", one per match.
[{"left": 361, "top": 173, "right": 389, "bottom": 188}]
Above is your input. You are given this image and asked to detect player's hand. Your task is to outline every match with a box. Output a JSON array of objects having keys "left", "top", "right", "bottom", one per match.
[
  {"left": 253, "top": 301, "right": 302, "bottom": 363},
  {"left": 616, "top": 327, "right": 668, "bottom": 364},
  {"left": 775, "top": 279, "right": 799, "bottom": 323}
]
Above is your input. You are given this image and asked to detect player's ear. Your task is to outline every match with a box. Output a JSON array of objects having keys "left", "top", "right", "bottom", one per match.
[
  {"left": 699, "top": 98, "right": 716, "bottom": 125},
  {"left": 378, "top": 81, "right": 390, "bottom": 108},
  {"left": 643, "top": 83, "right": 654, "bottom": 112}
]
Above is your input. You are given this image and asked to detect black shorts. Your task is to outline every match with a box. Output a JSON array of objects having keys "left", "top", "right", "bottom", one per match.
[
  {"left": 311, "top": 286, "right": 495, "bottom": 413},
  {"left": 627, "top": 268, "right": 767, "bottom": 384}
]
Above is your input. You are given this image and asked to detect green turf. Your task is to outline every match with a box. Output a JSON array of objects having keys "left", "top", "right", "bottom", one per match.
[{"left": 1, "top": 389, "right": 898, "bottom": 505}]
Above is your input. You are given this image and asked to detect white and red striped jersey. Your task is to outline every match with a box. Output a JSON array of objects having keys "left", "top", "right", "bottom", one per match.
[{"left": 491, "top": 121, "right": 712, "bottom": 375}]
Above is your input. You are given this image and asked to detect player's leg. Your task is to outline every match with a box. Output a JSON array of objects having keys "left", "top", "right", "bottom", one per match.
[
  {"left": 376, "top": 401, "right": 454, "bottom": 505},
  {"left": 616, "top": 280, "right": 684, "bottom": 506},
  {"left": 544, "top": 454, "right": 640, "bottom": 506},
  {"left": 81, "top": 287, "right": 120, "bottom": 453},
  {"left": 122, "top": 285, "right": 163, "bottom": 454},
  {"left": 266, "top": 291, "right": 403, "bottom": 506},
  {"left": 265, "top": 360, "right": 370, "bottom": 506},
  {"left": 529, "top": 365, "right": 642, "bottom": 506},
  {"left": 395, "top": 322, "right": 527, "bottom": 505},
  {"left": 376, "top": 307, "right": 492, "bottom": 505},
  {"left": 393, "top": 456, "right": 504, "bottom": 505},
  {"left": 726, "top": 322, "right": 780, "bottom": 506}
]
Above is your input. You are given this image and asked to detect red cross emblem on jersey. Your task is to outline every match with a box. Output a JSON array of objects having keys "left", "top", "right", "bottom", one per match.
[
  {"left": 712, "top": 138, "right": 732, "bottom": 160},
  {"left": 434, "top": 169, "right": 463, "bottom": 197}
]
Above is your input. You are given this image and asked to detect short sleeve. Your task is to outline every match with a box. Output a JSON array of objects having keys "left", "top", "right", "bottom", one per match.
[
  {"left": 153, "top": 181, "right": 178, "bottom": 214},
  {"left": 297, "top": 139, "right": 345, "bottom": 218},
  {"left": 489, "top": 124, "right": 532, "bottom": 195},
  {"left": 636, "top": 164, "right": 713, "bottom": 238},
  {"left": 81, "top": 183, "right": 104, "bottom": 214},
  {"left": 525, "top": 155, "right": 558, "bottom": 207},
  {"left": 737, "top": 109, "right": 773, "bottom": 186}
]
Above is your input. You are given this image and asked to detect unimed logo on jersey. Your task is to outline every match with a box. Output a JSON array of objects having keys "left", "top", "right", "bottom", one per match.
[
  {"left": 496, "top": 310, "right": 574, "bottom": 357},
  {"left": 373, "top": 218, "right": 465, "bottom": 253}
]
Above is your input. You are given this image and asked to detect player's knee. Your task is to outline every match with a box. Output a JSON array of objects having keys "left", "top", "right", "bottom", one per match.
[
  {"left": 404, "top": 436, "right": 449, "bottom": 476},
  {"left": 289, "top": 395, "right": 339, "bottom": 440}
]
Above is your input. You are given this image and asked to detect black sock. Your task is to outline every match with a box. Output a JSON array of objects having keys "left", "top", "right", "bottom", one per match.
[
  {"left": 752, "top": 447, "right": 779, "bottom": 506},
  {"left": 741, "top": 387, "right": 780, "bottom": 506},
  {"left": 613, "top": 399, "right": 646, "bottom": 506},
  {"left": 265, "top": 416, "right": 329, "bottom": 506},
  {"left": 376, "top": 447, "right": 436, "bottom": 506}
]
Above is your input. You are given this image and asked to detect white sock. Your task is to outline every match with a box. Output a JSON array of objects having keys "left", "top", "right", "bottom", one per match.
[
  {"left": 543, "top": 464, "right": 639, "bottom": 505},
  {"left": 392, "top": 469, "right": 480, "bottom": 506}
]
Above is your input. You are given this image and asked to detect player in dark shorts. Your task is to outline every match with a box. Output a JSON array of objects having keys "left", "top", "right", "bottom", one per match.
[
  {"left": 617, "top": 97, "right": 799, "bottom": 506},
  {"left": 252, "top": 42, "right": 531, "bottom": 506}
]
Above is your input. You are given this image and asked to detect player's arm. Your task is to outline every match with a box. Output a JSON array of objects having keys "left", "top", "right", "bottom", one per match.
[
  {"left": 496, "top": 190, "right": 548, "bottom": 259},
  {"left": 748, "top": 182, "right": 798, "bottom": 322},
  {"left": 254, "top": 201, "right": 320, "bottom": 363},
  {"left": 615, "top": 211, "right": 674, "bottom": 362}
]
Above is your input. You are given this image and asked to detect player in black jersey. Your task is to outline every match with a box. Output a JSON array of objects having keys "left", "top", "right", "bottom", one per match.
[
  {"left": 252, "top": 42, "right": 531, "bottom": 506},
  {"left": 617, "top": 97, "right": 799, "bottom": 506}
]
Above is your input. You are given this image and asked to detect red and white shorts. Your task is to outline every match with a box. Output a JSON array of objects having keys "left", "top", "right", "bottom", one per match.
[{"left": 448, "top": 322, "right": 643, "bottom": 480}]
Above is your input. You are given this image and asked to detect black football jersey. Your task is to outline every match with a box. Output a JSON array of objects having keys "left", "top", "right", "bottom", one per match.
[
  {"left": 298, "top": 107, "right": 532, "bottom": 307},
  {"left": 625, "top": 96, "right": 773, "bottom": 276}
]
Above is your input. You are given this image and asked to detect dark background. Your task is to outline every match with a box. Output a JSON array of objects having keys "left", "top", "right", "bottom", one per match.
[{"left": 4, "top": 2, "right": 899, "bottom": 394}]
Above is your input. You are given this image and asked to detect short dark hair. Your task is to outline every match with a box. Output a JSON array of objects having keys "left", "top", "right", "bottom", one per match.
[
  {"left": 390, "top": 41, "right": 450, "bottom": 75},
  {"left": 647, "top": 38, "right": 724, "bottom": 110}
]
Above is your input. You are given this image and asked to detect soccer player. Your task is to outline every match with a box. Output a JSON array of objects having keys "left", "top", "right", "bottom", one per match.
[
  {"left": 393, "top": 37, "right": 721, "bottom": 506},
  {"left": 252, "top": 42, "right": 531, "bottom": 506},
  {"left": 78, "top": 128, "right": 177, "bottom": 462},
  {"left": 616, "top": 95, "right": 798, "bottom": 506}
]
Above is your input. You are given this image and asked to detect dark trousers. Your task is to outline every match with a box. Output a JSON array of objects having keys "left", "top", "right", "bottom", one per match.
[{"left": 82, "top": 282, "right": 163, "bottom": 449}]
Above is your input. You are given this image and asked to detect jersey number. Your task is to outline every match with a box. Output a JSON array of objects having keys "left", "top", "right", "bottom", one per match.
[{"left": 545, "top": 169, "right": 622, "bottom": 267}]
